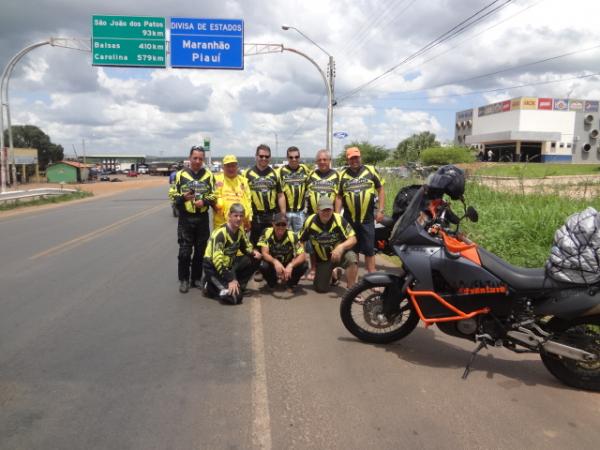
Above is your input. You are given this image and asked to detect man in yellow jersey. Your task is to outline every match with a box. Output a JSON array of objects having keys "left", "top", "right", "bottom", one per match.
[
  {"left": 303, "top": 149, "right": 342, "bottom": 280},
  {"left": 257, "top": 213, "right": 308, "bottom": 292},
  {"left": 244, "top": 144, "right": 284, "bottom": 245},
  {"left": 213, "top": 154, "right": 252, "bottom": 230},
  {"left": 299, "top": 197, "right": 358, "bottom": 293},
  {"left": 203, "top": 203, "right": 261, "bottom": 305},
  {"left": 278, "top": 146, "right": 310, "bottom": 233},
  {"left": 169, "top": 146, "right": 216, "bottom": 293},
  {"left": 338, "top": 147, "right": 385, "bottom": 273}
]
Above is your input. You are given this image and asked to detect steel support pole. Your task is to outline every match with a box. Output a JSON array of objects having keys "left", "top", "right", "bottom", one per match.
[{"left": 1, "top": 40, "right": 51, "bottom": 192}]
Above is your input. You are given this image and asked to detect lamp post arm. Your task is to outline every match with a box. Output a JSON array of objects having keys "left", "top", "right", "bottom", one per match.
[{"left": 281, "top": 46, "right": 333, "bottom": 152}]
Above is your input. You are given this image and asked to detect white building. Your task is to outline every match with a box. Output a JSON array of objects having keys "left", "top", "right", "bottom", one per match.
[{"left": 455, "top": 97, "right": 600, "bottom": 163}]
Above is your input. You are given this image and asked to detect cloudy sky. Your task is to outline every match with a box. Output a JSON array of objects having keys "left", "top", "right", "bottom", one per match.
[{"left": 2, "top": 0, "right": 600, "bottom": 159}]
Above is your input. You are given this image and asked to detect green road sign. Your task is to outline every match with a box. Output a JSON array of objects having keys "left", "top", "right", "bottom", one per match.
[
  {"left": 203, "top": 138, "right": 211, "bottom": 151},
  {"left": 92, "top": 15, "right": 166, "bottom": 67}
]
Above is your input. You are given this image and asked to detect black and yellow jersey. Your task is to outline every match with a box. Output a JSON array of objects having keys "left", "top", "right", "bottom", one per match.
[
  {"left": 304, "top": 169, "right": 340, "bottom": 215},
  {"left": 278, "top": 164, "right": 310, "bottom": 212},
  {"left": 168, "top": 167, "right": 216, "bottom": 214},
  {"left": 299, "top": 212, "right": 355, "bottom": 262},
  {"left": 257, "top": 227, "right": 304, "bottom": 266},
  {"left": 244, "top": 166, "right": 281, "bottom": 214},
  {"left": 204, "top": 224, "right": 254, "bottom": 282},
  {"left": 339, "top": 165, "right": 384, "bottom": 223}
]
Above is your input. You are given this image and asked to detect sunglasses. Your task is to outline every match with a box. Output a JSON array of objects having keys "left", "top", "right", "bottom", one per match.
[
  {"left": 274, "top": 222, "right": 287, "bottom": 227},
  {"left": 288, "top": 156, "right": 299, "bottom": 160},
  {"left": 258, "top": 154, "right": 270, "bottom": 159}
]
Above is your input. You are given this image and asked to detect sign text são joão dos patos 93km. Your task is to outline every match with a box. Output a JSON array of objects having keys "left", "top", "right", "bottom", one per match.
[{"left": 92, "top": 15, "right": 166, "bottom": 68}]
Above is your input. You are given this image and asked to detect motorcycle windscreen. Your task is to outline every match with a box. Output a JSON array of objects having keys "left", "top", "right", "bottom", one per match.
[{"left": 389, "top": 187, "right": 426, "bottom": 244}]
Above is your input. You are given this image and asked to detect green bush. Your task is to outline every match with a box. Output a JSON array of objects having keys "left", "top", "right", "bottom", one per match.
[
  {"left": 383, "top": 176, "right": 600, "bottom": 268},
  {"left": 420, "top": 146, "right": 475, "bottom": 165}
]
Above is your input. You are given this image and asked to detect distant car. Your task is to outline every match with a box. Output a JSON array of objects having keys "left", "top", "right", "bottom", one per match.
[
  {"left": 100, "top": 175, "right": 110, "bottom": 181},
  {"left": 127, "top": 171, "right": 138, "bottom": 177}
]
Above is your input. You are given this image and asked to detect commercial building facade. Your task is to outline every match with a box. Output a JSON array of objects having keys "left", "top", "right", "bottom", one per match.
[{"left": 455, "top": 97, "right": 600, "bottom": 163}]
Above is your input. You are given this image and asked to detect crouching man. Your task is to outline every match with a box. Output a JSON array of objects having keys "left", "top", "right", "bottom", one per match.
[
  {"left": 299, "top": 196, "right": 358, "bottom": 293},
  {"left": 257, "top": 213, "right": 308, "bottom": 292},
  {"left": 203, "top": 203, "right": 261, "bottom": 304}
]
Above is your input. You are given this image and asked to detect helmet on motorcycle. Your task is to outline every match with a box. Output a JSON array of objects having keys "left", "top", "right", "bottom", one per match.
[{"left": 426, "top": 165, "right": 465, "bottom": 200}]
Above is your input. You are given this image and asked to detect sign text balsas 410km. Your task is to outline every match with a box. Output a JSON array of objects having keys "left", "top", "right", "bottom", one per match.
[{"left": 92, "top": 15, "right": 166, "bottom": 68}]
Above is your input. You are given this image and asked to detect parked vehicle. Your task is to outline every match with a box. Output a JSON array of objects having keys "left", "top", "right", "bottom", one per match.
[
  {"left": 127, "top": 171, "right": 138, "bottom": 177},
  {"left": 341, "top": 166, "right": 600, "bottom": 391}
]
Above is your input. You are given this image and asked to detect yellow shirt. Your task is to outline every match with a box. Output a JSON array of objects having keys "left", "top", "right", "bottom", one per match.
[{"left": 213, "top": 172, "right": 253, "bottom": 228}]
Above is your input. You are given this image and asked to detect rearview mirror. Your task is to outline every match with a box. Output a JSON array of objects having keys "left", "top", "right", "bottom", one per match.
[{"left": 466, "top": 206, "right": 478, "bottom": 223}]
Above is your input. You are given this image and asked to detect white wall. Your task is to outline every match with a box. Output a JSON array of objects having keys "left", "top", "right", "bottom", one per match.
[
  {"left": 473, "top": 110, "right": 520, "bottom": 134},
  {"left": 519, "top": 110, "right": 575, "bottom": 141}
]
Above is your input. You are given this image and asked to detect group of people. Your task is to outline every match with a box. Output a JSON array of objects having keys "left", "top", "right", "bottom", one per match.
[{"left": 169, "top": 143, "right": 385, "bottom": 305}]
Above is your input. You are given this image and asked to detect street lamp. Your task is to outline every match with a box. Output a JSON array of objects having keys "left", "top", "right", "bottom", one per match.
[{"left": 281, "top": 25, "right": 335, "bottom": 153}]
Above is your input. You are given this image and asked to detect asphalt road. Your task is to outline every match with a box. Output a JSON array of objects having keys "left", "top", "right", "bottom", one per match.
[{"left": 0, "top": 186, "right": 599, "bottom": 449}]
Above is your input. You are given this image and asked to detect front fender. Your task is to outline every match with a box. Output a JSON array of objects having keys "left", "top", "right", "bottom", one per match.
[{"left": 362, "top": 271, "right": 406, "bottom": 287}]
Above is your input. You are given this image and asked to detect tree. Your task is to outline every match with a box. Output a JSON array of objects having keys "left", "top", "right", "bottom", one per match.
[
  {"left": 335, "top": 140, "right": 391, "bottom": 166},
  {"left": 3, "top": 125, "right": 64, "bottom": 170},
  {"left": 393, "top": 131, "right": 440, "bottom": 163}
]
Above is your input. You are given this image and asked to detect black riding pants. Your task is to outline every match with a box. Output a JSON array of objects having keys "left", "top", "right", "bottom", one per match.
[{"left": 177, "top": 212, "right": 210, "bottom": 283}]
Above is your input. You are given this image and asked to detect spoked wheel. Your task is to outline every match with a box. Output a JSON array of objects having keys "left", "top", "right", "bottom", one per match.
[
  {"left": 541, "top": 315, "right": 600, "bottom": 391},
  {"left": 340, "top": 279, "right": 419, "bottom": 344}
]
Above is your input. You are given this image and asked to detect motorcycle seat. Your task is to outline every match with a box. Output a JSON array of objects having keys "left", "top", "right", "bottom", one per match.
[{"left": 478, "top": 247, "right": 569, "bottom": 291}]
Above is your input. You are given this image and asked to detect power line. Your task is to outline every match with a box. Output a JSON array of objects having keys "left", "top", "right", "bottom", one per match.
[
  {"left": 379, "top": 43, "right": 600, "bottom": 98},
  {"left": 338, "top": 0, "right": 513, "bottom": 102},
  {"left": 339, "top": 0, "right": 417, "bottom": 60},
  {"left": 386, "top": 0, "right": 546, "bottom": 83},
  {"left": 339, "top": 71, "right": 600, "bottom": 106}
]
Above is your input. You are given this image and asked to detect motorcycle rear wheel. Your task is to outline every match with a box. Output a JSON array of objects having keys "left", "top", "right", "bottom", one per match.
[
  {"left": 340, "top": 279, "right": 419, "bottom": 344},
  {"left": 540, "top": 315, "right": 600, "bottom": 392}
]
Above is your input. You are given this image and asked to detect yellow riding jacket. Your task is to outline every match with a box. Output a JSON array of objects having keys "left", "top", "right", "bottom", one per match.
[
  {"left": 168, "top": 167, "right": 216, "bottom": 214},
  {"left": 213, "top": 173, "right": 253, "bottom": 228}
]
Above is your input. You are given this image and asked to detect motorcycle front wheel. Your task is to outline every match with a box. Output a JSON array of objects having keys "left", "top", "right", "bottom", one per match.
[
  {"left": 340, "top": 279, "right": 419, "bottom": 344},
  {"left": 540, "top": 315, "right": 600, "bottom": 392}
]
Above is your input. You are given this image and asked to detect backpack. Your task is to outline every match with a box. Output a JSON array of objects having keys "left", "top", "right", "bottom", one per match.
[{"left": 392, "top": 184, "right": 422, "bottom": 222}]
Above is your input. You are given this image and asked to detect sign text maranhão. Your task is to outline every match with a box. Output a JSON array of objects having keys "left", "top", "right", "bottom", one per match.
[{"left": 170, "top": 18, "right": 244, "bottom": 70}]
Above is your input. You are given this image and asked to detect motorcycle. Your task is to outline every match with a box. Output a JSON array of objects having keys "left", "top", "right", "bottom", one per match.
[{"left": 341, "top": 183, "right": 600, "bottom": 391}]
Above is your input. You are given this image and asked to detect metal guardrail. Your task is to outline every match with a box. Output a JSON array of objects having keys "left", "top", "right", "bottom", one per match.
[{"left": 0, "top": 187, "right": 78, "bottom": 203}]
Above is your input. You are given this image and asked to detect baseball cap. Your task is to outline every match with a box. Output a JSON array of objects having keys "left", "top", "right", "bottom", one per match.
[
  {"left": 317, "top": 196, "right": 334, "bottom": 210},
  {"left": 223, "top": 154, "right": 238, "bottom": 165},
  {"left": 272, "top": 212, "right": 288, "bottom": 225},
  {"left": 346, "top": 147, "right": 361, "bottom": 158}
]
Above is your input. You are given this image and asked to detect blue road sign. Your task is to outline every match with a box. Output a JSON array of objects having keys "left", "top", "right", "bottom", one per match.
[
  {"left": 333, "top": 131, "right": 349, "bottom": 139},
  {"left": 170, "top": 18, "right": 244, "bottom": 69}
]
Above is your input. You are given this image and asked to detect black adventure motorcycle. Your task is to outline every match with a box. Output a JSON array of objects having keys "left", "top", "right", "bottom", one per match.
[{"left": 340, "top": 166, "right": 600, "bottom": 391}]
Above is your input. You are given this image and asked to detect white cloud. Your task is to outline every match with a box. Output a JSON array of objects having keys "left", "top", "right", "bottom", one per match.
[{"left": 3, "top": 0, "right": 600, "bottom": 155}]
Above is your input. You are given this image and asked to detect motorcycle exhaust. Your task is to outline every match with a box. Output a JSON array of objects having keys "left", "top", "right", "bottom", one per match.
[{"left": 507, "top": 330, "right": 597, "bottom": 362}]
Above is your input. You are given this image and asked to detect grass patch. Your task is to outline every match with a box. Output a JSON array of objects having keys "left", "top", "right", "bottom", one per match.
[
  {"left": 0, "top": 190, "right": 93, "bottom": 212},
  {"left": 383, "top": 176, "right": 600, "bottom": 268},
  {"left": 474, "top": 163, "right": 600, "bottom": 178}
]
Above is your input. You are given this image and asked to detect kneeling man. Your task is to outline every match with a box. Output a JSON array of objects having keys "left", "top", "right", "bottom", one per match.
[
  {"left": 299, "top": 197, "right": 358, "bottom": 293},
  {"left": 203, "top": 203, "right": 261, "bottom": 304},
  {"left": 257, "top": 213, "right": 308, "bottom": 291}
]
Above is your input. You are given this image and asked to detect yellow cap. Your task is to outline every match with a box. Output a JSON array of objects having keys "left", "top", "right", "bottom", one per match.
[{"left": 223, "top": 154, "right": 238, "bottom": 165}]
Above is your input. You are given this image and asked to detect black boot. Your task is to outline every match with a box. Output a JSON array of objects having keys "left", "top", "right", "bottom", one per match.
[{"left": 179, "top": 280, "right": 190, "bottom": 293}]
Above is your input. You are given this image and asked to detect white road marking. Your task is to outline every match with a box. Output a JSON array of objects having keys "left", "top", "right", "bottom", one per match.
[
  {"left": 250, "top": 297, "right": 272, "bottom": 450},
  {"left": 29, "top": 203, "right": 165, "bottom": 260}
]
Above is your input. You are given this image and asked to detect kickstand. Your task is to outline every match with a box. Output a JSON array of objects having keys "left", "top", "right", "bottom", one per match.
[{"left": 462, "top": 341, "right": 488, "bottom": 380}]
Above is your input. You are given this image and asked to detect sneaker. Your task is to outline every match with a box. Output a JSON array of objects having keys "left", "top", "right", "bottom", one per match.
[
  {"left": 192, "top": 280, "right": 204, "bottom": 289},
  {"left": 179, "top": 280, "right": 190, "bottom": 293}
]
